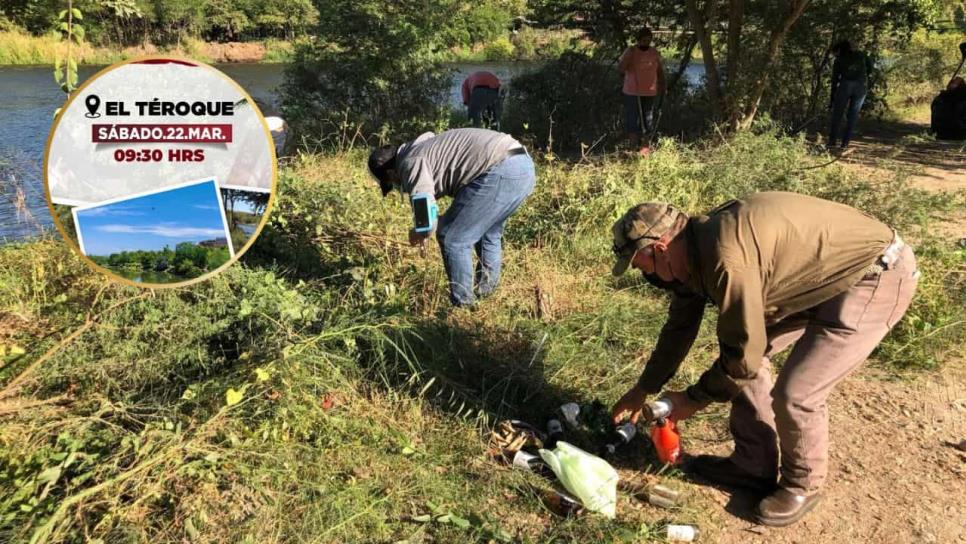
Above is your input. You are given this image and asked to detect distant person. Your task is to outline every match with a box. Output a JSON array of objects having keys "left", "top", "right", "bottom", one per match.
[
  {"left": 367, "top": 128, "right": 534, "bottom": 307},
  {"left": 828, "top": 40, "right": 873, "bottom": 150},
  {"left": 461, "top": 71, "right": 503, "bottom": 128},
  {"left": 931, "top": 76, "right": 966, "bottom": 139},
  {"left": 254, "top": 97, "right": 288, "bottom": 158},
  {"left": 618, "top": 27, "right": 666, "bottom": 152}
]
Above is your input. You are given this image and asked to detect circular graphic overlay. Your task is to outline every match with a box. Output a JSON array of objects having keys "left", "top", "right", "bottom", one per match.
[{"left": 44, "top": 56, "right": 279, "bottom": 288}]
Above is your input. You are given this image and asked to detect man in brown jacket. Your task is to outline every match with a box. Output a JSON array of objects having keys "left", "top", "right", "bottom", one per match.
[{"left": 610, "top": 192, "right": 918, "bottom": 526}]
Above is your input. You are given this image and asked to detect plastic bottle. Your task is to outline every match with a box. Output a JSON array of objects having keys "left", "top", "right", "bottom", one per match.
[
  {"left": 546, "top": 418, "right": 565, "bottom": 448},
  {"left": 511, "top": 450, "right": 555, "bottom": 479},
  {"left": 601, "top": 421, "right": 637, "bottom": 457},
  {"left": 666, "top": 524, "right": 700, "bottom": 542},
  {"left": 643, "top": 397, "right": 673, "bottom": 421},
  {"left": 642, "top": 396, "right": 681, "bottom": 464},
  {"left": 651, "top": 418, "right": 681, "bottom": 464},
  {"left": 559, "top": 402, "right": 581, "bottom": 428}
]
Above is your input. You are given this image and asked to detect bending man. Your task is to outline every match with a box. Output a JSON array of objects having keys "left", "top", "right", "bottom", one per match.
[
  {"left": 610, "top": 192, "right": 917, "bottom": 526},
  {"left": 368, "top": 128, "right": 535, "bottom": 307}
]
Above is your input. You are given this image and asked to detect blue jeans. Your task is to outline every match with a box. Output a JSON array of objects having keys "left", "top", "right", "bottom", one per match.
[
  {"left": 829, "top": 80, "right": 866, "bottom": 147},
  {"left": 437, "top": 153, "right": 535, "bottom": 306}
]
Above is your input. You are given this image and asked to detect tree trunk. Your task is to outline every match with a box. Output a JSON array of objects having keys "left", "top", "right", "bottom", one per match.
[
  {"left": 668, "top": 33, "right": 699, "bottom": 95},
  {"left": 725, "top": 0, "right": 744, "bottom": 85},
  {"left": 736, "top": 0, "right": 811, "bottom": 130},
  {"left": 793, "top": 40, "right": 833, "bottom": 134},
  {"left": 685, "top": 0, "right": 724, "bottom": 118}
]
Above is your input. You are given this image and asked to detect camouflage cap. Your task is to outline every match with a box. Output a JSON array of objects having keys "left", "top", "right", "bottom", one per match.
[{"left": 611, "top": 203, "right": 683, "bottom": 276}]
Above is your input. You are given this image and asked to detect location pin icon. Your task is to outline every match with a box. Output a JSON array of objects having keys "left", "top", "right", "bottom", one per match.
[{"left": 85, "top": 94, "right": 101, "bottom": 118}]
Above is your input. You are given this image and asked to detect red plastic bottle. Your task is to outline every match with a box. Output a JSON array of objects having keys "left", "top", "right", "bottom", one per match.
[{"left": 650, "top": 418, "right": 681, "bottom": 464}]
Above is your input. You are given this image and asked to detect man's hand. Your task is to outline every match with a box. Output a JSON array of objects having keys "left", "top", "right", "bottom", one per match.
[
  {"left": 409, "top": 229, "right": 430, "bottom": 247},
  {"left": 612, "top": 384, "right": 648, "bottom": 424},
  {"left": 662, "top": 390, "right": 709, "bottom": 422}
]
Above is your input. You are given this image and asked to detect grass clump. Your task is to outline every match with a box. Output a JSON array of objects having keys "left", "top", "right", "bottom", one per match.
[{"left": 0, "top": 131, "right": 963, "bottom": 543}]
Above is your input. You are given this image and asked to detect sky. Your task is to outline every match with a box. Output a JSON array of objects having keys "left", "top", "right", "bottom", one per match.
[{"left": 75, "top": 179, "right": 229, "bottom": 256}]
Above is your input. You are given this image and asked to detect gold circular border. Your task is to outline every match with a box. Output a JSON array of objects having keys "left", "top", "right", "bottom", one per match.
[{"left": 42, "top": 54, "right": 279, "bottom": 289}]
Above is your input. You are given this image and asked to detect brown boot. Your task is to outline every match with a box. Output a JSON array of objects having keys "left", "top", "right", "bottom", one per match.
[
  {"left": 757, "top": 488, "right": 822, "bottom": 527},
  {"left": 689, "top": 455, "right": 777, "bottom": 493}
]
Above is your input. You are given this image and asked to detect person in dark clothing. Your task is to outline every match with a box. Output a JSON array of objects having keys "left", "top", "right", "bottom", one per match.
[
  {"left": 828, "top": 40, "right": 873, "bottom": 150},
  {"left": 931, "top": 76, "right": 966, "bottom": 140}
]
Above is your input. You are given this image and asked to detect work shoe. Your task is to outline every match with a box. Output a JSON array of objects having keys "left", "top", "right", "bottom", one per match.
[
  {"left": 757, "top": 488, "right": 822, "bottom": 527},
  {"left": 689, "top": 455, "right": 777, "bottom": 493}
]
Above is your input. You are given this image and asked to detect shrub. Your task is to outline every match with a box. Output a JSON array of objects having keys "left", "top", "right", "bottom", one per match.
[
  {"left": 884, "top": 29, "right": 964, "bottom": 111},
  {"left": 483, "top": 35, "right": 515, "bottom": 61},
  {"left": 503, "top": 51, "right": 623, "bottom": 151}
]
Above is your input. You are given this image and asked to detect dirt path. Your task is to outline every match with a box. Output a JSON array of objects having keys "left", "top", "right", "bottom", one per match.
[
  {"left": 692, "top": 365, "right": 966, "bottom": 544},
  {"left": 827, "top": 115, "right": 966, "bottom": 239}
]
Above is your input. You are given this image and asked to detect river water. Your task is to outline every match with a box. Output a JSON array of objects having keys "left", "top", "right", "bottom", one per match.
[{"left": 0, "top": 61, "right": 701, "bottom": 243}]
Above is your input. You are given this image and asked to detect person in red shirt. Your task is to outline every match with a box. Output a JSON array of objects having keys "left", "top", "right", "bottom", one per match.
[
  {"left": 461, "top": 71, "right": 503, "bottom": 128},
  {"left": 618, "top": 27, "right": 666, "bottom": 151}
]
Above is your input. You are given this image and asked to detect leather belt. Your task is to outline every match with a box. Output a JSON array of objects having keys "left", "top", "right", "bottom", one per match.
[{"left": 505, "top": 146, "right": 528, "bottom": 159}]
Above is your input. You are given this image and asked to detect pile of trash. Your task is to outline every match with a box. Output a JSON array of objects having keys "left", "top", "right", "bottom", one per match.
[{"left": 486, "top": 399, "right": 700, "bottom": 541}]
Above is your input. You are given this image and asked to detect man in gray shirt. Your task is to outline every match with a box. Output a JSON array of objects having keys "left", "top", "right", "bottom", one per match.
[{"left": 368, "top": 128, "right": 535, "bottom": 306}]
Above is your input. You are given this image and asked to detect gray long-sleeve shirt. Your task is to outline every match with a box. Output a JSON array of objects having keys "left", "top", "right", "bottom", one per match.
[{"left": 396, "top": 128, "right": 521, "bottom": 199}]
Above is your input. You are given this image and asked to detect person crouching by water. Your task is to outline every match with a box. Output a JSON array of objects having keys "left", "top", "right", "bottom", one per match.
[
  {"left": 368, "top": 128, "right": 535, "bottom": 307},
  {"left": 461, "top": 71, "right": 503, "bottom": 128}
]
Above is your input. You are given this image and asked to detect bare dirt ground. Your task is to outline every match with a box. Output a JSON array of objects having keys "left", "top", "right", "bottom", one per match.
[
  {"left": 684, "top": 116, "right": 966, "bottom": 543},
  {"left": 691, "top": 365, "right": 966, "bottom": 544},
  {"left": 835, "top": 114, "right": 966, "bottom": 239}
]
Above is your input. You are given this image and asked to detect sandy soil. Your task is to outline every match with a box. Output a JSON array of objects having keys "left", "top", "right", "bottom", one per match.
[
  {"left": 834, "top": 115, "right": 966, "bottom": 239},
  {"left": 689, "top": 365, "right": 966, "bottom": 544}
]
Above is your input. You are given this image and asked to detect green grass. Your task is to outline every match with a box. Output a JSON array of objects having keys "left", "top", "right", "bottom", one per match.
[
  {"left": 0, "top": 30, "right": 126, "bottom": 65},
  {"left": 0, "top": 131, "right": 963, "bottom": 542},
  {"left": 0, "top": 30, "right": 296, "bottom": 65}
]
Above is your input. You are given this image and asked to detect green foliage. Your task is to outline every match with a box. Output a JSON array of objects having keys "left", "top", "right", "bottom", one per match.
[
  {"left": 884, "top": 29, "right": 964, "bottom": 114},
  {"left": 510, "top": 26, "right": 576, "bottom": 60},
  {"left": 87, "top": 242, "right": 230, "bottom": 281},
  {"left": 1, "top": 0, "right": 320, "bottom": 47},
  {"left": 439, "top": 1, "right": 520, "bottom": 48},
  {"left": 503, "top": 51, "right": 623, "bottom": 151},
  {"left": 281, "top": 0, "right": 466, "bottom": 146},
  {"left": 481, "top": 35, "right": 515, "bottom": 61},
  {"left": 52, "top": 5, "right": 82, "bottom": 95}
]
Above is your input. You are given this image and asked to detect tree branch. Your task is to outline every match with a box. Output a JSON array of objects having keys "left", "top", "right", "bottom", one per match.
[
  {"left": 738, "top": 0, "right": 811, "bottom": 129},
  {"left": 685, "top": 0, "right": 724, "bottom": 118}
]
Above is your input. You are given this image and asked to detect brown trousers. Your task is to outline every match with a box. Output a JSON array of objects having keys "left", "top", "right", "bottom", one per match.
[{"left": 729, "top": 245, "right": 918, "bottom": 495}]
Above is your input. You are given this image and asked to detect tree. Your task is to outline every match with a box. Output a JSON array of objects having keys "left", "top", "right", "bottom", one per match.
[
  {"left": 530, "top": 0, "right": 942, "bottom": 130},
  {"left": 282, "top": 0, "right": 470, "bottom": 145}
]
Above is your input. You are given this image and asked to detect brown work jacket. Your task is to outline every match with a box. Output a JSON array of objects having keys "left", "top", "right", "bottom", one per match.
[{"left": 637, "top": 192, "right": 893, "bottom": 403}]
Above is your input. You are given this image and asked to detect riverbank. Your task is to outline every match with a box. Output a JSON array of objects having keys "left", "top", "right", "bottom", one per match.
[
  {"left": 1, "top": 131, "right": 963, "bottom": 542},
  {"left": 0, "top": 30, "right": 295, "bottom": 65},
  {"left": 0, "top": 28, "right": 581, "bottom": 65}
]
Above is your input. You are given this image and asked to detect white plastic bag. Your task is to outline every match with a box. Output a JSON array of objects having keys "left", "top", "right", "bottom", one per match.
[{"left": 539, "top": 441, "right": 619, "bottom": 518}]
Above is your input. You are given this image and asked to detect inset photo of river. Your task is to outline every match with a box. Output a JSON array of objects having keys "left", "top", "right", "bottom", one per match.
[
  {"left": 220, "top": 187, "right": 270, "bottom": 252},
  {"left": 69, "top": 178, "right": 233, "bottom": 284}
]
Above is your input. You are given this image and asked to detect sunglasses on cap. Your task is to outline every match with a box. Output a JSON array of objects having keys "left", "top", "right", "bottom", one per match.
[{"left": 612, "top": 230, "right": 661, "bottom": 257}]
